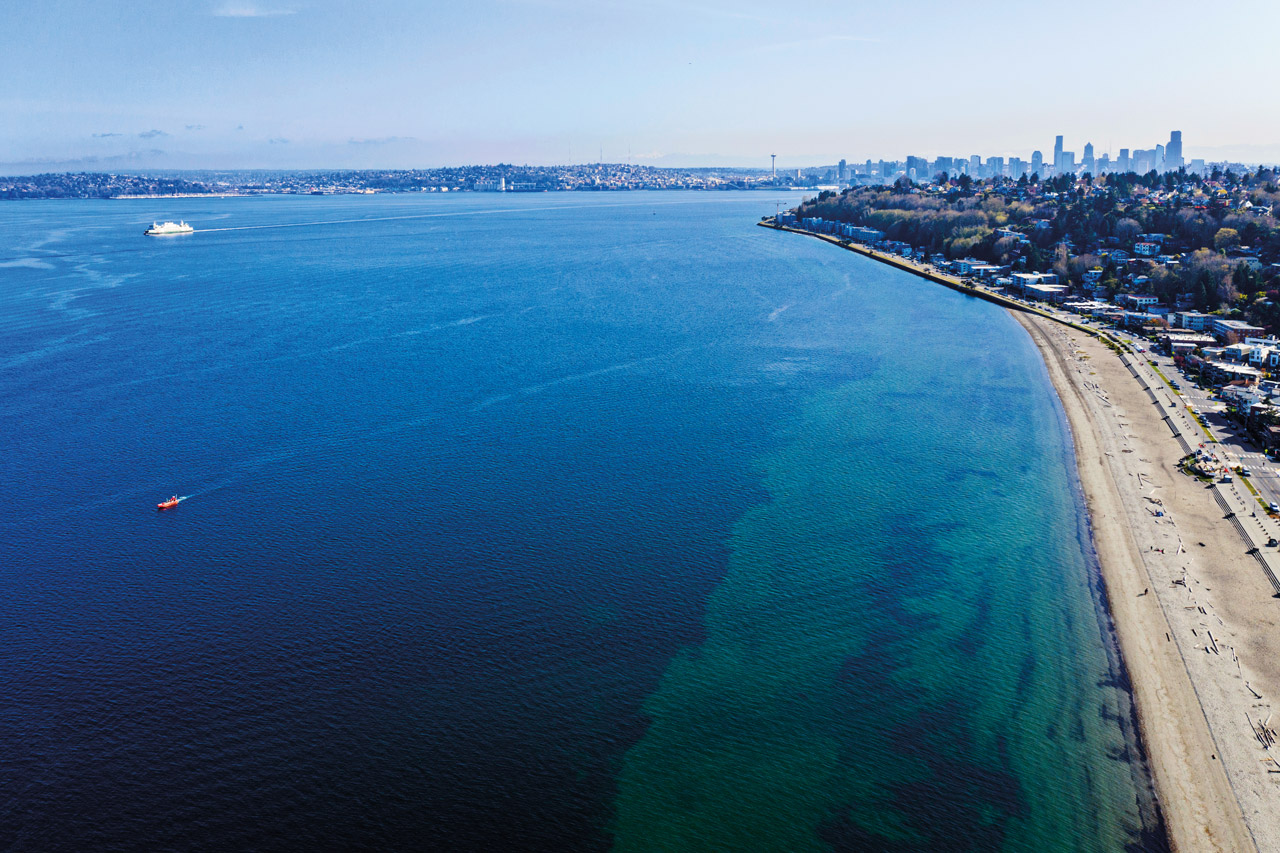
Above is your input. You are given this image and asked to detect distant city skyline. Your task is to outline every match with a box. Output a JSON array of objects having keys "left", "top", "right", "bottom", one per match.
[
  {"left": 4, "top": 0, "right": 1280, "bottom": 173},
  {"left": 883, "top": 129, "right": 1197, "bottom": 182}
]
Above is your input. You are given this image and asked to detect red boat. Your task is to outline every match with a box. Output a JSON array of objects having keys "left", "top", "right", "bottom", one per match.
[{"left": 157, "top": 496, "right": 180, "bottom": 510}]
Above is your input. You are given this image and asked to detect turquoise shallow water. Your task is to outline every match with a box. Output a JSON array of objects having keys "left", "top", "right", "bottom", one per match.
[
  {"left": 614, "top": 281, "right": 1162, "bottom": 851},
  {"left": 0, "top": 193, "right": 1161, "bottom": 851}
]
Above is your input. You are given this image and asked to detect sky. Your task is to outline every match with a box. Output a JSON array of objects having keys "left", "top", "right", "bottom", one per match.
[{"left": 3, "top": 0, "right": 1279, "bottom": 173}]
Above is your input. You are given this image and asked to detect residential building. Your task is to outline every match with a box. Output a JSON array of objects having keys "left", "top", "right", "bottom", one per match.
[
  {"left": 844, "top": 225, "right": 884, "bottom": 243},
  {"left": 1117, "top": 293, "right": 1158, "bottom": 310},
  {"left": 1026, "top": 284, "right": 1069, "bottom": 302},
  {"left": 1174, "top": 312, "right": 1214, "bottom": 331},
  {"left": 1010, "top": 272, "right": 1060, "bottom": 291},
  {"left": 1213, "top": 318, "right": 1267, "bottom": 340}
]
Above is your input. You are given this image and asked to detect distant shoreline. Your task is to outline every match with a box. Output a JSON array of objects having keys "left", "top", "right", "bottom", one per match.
[
  {"left": 111, "top": 193, "right": 247, "bottom": 199},
  {"left": 3, "top": 187, "right": 810, "bottom": 201}
]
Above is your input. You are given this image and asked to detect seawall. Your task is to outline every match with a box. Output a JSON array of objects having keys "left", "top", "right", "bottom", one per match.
[{"left": 762, "top": 219, "right": 1273, "bottom": 852}]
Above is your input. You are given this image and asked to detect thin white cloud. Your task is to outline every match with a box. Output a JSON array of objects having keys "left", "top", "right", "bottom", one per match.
[{"left": 213, "top": 3, "right": 296, "bottom": 17}]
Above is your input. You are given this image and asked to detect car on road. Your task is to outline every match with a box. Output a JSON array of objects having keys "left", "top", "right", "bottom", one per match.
[{"left": 1270, "top": 502, "right": 1279, "bottom": 513}]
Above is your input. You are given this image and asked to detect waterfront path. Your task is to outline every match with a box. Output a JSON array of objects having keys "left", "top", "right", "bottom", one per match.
[
  {"left": 766, "top": 220, "right": 1280, "bottom": 851},
  {"left": 761, "top": 221, "right": 1280, "bottom": 600}
]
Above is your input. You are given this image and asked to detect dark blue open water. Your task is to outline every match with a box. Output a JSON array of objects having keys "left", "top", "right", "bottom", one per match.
[{"left": 0, "top": 193, "right": 1163, "bottom": 851}]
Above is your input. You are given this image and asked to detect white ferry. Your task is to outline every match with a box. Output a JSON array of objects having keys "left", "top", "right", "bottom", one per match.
[{"left": 144, "top": 220, "right": 194, "bottom": 236}]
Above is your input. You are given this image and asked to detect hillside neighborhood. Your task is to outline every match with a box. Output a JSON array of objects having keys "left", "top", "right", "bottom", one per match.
[{"left": 780, "top": 168, "right": 1280, "bottom": 453}]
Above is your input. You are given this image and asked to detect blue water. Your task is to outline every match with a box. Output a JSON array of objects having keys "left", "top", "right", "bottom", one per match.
[{"left": 0, "top": 193, "right": 1162, "bottom": 851}]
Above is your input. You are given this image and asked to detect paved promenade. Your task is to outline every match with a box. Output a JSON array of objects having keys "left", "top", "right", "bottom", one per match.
[{"left": 767, "top": 221, "right": 1280, "bottom": 851}]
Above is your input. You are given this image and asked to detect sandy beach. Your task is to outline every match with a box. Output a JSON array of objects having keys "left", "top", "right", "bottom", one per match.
[
  {"left": 765, "top": 223, "right": 1280, "bottom": 851},
  {"left": 1017, "top": 313, "right": 1280, "bottom": 852}
]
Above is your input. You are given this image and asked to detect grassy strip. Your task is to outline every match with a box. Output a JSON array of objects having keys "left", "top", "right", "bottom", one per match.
[
  {"left": 1232, "top": 472, "right": 1275, "bottom": 515},
  {"left": 1148, "top": 363, "right": 1179, "bottom": 393},
  {"left": 1186, "top": 407, "right": 1217, "bottom": 442},
  {"left": 1241, "top": 475, "right": 1261, "bottom": 497}
]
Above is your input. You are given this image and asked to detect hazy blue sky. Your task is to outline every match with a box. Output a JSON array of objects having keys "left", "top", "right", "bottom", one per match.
[{"left": 3, "top": 0, "right": 1278, "bottom": 172}]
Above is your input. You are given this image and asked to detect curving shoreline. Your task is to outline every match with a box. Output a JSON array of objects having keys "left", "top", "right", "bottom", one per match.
[
  {"left": 1016, "top": 314, "right": 1259, "bottom": 853},
  {"left": 764, "top": 222, "right": 1278, "bottom": 852}
]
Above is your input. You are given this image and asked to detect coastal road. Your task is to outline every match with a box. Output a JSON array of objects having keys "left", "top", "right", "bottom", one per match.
[
  {"left": 1106, "top": 338, "right": 1280, "bottom": 593},
  {"left": 778, "top": 227, "right": 1280, "bottom": 595},
  {"left": 1141, "top": 349, "right": 1280, "bottom": 512}
]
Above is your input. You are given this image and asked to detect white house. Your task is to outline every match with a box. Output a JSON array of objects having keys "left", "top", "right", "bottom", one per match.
[{"left": 1117, "top": 293, "right": 1158, "bottom": 310}]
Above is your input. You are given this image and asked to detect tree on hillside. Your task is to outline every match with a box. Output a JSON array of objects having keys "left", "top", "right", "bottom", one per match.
[
  {"left": 1215, "top": 227, "right": 1241, "bottom": 250},
  {"left": 1232, "top": 263, "right": 1261, "bottom": 303},
  {"left": 1052, "top": 244, "right": 1071, "bottom": 281},
  {"left": 1115, "top": 218, "right": 1141, "bottom": 243}
]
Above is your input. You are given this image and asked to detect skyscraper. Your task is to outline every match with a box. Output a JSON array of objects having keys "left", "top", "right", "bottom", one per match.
[
  {"left": 1054, "top": 135, "right": 1074, "bottom": 175},
  {"left": 1082, "top": 142, "right": 1095, "bottom": 175},
  {"left": 1167, "top": 131, "right": 1183, "bottom": 171},
  {"left": 838, "top": 159, "right": 846, "bottom": 182},
  {"left": 1031, "top": 150, "right": 1043, "bottom": 175}
]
